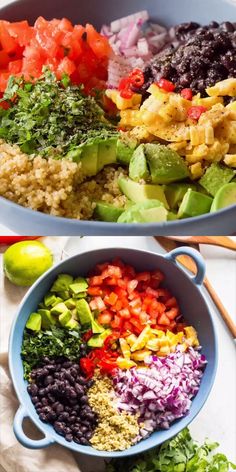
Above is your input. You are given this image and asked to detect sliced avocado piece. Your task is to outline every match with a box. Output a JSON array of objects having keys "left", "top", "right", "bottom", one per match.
[
  {"left": 69, "top": 277, "right": 88, "bottom": 295},
  {"left": 211, "top": 182, "right": 236, "bottom": 212},
  {"left": 59, "top": 309, "right": 72, "bottom": 327},
  {"left": 64, "top": 298, "right": 77, "bottom": 309},
  {"left": 65, "top": 318, "right": 79, "bottom": 330},
  {"left": 76, "top": 299, "right": 104, "bottom": 334},
  {"left": 87, "top": 329, "right": 112, "bottom": 348},
  {"left": 118, "top": 200, "right": 168, "bottom": 223},
  {"left": 51, "top": 274, "right": 73, "bottom": 293},
  {"left": 97, "top": 137, "right": 117, "bottom": 171},
  {"left": 26, "top": 313, "right": 42, "bottom": 332},
  {"left": 73, "top": 292, "right": 87, "bottom": 299},
  {"left": 167, "top": 211, "right": 178, "bottom": 221},
  {"left": 44, "top": 293, "right": 59, "bottom": 307},
  {"left": 51, "top": 302, "right": 68, "bottom": 316},
  {"left": 94, "top": 202, "right": 125, "bottom": 222},
  {"left": 143, "top": 143, "right": 189, "bottom": 184},
  {"left": 80, "top": 142, "right": 98, "bottom": 176},
  {"left": 117, "top": 136, "right": 137, "bottom": 165},
  {"left": 199, "top": 163, "right": 235, "bottom": 197},
  {"left": 178, "top": 189, "right": 213, "bottom": 219},
  {"left": 38, "top": 309, "right": 56, "bottom": 329},
  {"left": 165, "top": 183, "right": 197, "bottom": 209},
  {"left": 119, "top": 177, "right": 169, "bottom": 209},
  {"left": 57, "top": 290, "right": 70, "bottom": 300},
  {"left": 129, "top": 144, "right": 150, "bottom": 182}
]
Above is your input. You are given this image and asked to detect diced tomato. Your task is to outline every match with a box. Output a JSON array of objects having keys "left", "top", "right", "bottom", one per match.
[
  {"left": 104, "top": 291, "right": 118, "bottom": 306},
  {"left": 111, "top": 315, "right": 123, "bottom": 329},
  {"left": 87, "top": 286, "right": 103, "bottom": 296},
  {"left": 165, "top": 307, "right": 179, "bottom": 320},
  {"left": 89, "top": 275, "right": 103, "bottom": 286},
  {"left": 187, "top": 105, "right": 207, "bottom": 121},
  {"left": 180, "top": 88, "right": 193, "bottom": 101},
  {"left": 165, "top": 297, "right": 178, "bottom": 308},
  {"left": 57, "top": 56, "right": 76, "bottom": 77},
  {"left": 123, "top": 321, "right": 133, "bottom": 332},
  {"left": 136, "top": 271, "right": 151, "bottom": 282},
  {"left": 0, "top": 72, "right": 10, "bottom": 92},
  {"left": 127, "top": 279, "right": 138, "bottom": 293},
  {"left": 97, "top": 312, "right": 113, "bottom": 325},
  {"left": 58, "top": 18, "right": 73, "bottom": 32},
  {"left": 101, "top": 265, "right": 122, "bottom": 280},
  {"left": 119, "top": 308, "right": 130, "bottom": 319},
  {"left": 0, "top": 51, "right": 9, "bottom": 68},
  {"left": 0, "top": 21, "right": 18, "bottom": 53},
  {"left": 158, "top": 313, "right": 170, "bottom": 326},
  {"left": 85, "top": 23, "right": 112, "bottom": 58},
  {"left": 7, "top": 21, "right": 34, "bottom": 47},
  {"left": 8, "top": 59, "right": 22, "bottom": 74},
  {"left": 89, "top": 296, "right": 106, "bottom": 312},
  {"left": 157, "top": 78, "right": 175, "bottom": 92}
]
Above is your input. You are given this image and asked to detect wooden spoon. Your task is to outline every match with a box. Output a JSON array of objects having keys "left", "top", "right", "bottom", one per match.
[
  {"left": 166, "top": 236, "right": 236, "bottom": 251},
  {"left": 155, "top": 237, "right": 236, "bottom": 339}
]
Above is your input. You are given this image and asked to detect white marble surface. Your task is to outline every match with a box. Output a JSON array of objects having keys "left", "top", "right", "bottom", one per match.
[{"left": 0, "top": 236, "right": 235, "bottom": 472}]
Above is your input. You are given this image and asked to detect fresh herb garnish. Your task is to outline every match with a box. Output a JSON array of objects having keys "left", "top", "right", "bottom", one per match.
[
  {"left": 21, "top": 326, "right": 82, "bottom": 378},
  {"left": 0, "top": 70, "right": 117, "bottom": 157},
  {"left": 106, "top": 428, "right": 236, "bottom": 472}
]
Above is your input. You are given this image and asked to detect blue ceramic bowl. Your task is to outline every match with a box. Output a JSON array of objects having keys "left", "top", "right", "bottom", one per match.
[
  {"left": 0, "top": 0, "right": 236, "bottom": 235},
  {"left": 9, "top": 246, "right": 217, "bottom": 458}
]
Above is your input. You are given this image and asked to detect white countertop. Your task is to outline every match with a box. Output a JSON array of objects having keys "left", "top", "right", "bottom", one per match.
[{"left": 0, "top": 237, "right": 235, "bottom": 472}]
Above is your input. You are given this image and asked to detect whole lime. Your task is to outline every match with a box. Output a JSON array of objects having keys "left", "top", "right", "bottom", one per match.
[{"left": 3, "top": 240, "right": 53, "bottom": 286}]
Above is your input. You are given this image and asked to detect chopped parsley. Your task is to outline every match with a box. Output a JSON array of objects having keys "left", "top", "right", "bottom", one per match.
[{"left": 0, "top": 71, "right": 117, "bottom": 157}]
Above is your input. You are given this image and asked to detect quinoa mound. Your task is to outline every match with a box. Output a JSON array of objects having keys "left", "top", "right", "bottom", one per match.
[{"left": 0, "top": 140, "right": 128, "bottom": 220}]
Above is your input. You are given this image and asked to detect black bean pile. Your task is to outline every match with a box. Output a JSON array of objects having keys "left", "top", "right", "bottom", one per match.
[
  {"left": 27, "top": 356, "right": 97, "bottom": 445},
  {"left": 143, "top": 21, "right": 236, "bottom": 96}
]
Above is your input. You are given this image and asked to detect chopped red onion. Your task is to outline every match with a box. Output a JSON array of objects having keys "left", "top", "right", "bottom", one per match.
[{"left": 113, "top": 348, "right": 206, "bottom": 440}]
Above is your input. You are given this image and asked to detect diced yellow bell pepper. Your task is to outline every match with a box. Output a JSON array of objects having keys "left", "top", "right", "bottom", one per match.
[
  {"left": 147, "top": 84, "right": 170, "bottom": 102},
  {"left": 158, "top": 346, "right": 171, "bottom": 356},
  {"left": 117, "top": 357, "right": 137, "bottom": 369},
  {"left": 106, "top": 89, "right": 142, "bottom": 110},
  {"left": 131, "top": 349, "right": 152, "bottom": 361},
  {"left": 192, "top": 96, "right": 223, "bottom": 108},
  {"left": 224, "top": 154, "right": 236, "bottom": 167},
  {"left": 146, "top": 338, "right": 160, "bottom": 351},
  {"left": 120, "top": 110, "right": 142, "bottom": 127},
  {"left": 184, "top": 326, "right": 200, "bottom": 347},
  {"left": 126, "top": 334, "right": 137, "bottom": 347},
  {"left": 119, "top": 338, "right": 131, "bottom": 359},
  {"left": 206, "top": 78, "right": 236, "bottom": 97},
  {"left": 131, "top": 326, "right": 152, "bottom": 352}
]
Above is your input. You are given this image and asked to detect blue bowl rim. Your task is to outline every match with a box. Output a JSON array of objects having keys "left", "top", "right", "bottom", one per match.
[{"left": 8, "top": 247, "right": 218, "bottom": 458}]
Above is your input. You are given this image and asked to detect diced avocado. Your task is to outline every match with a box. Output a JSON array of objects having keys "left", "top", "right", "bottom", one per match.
[
  {"left": 165, "top": 183, "right": 197, "bottom": 209},
  {"left": 87, "top": 329, "right": 112, "bottom": 348},
  {"left": 65, "top": 318, "right": 79, "bottom": 330},
  {"left": 59, "top": 309, "right": 72, "bottom": 327},
  {"left": 51, "top": 297, "right": 63, "bottom": 307},
  {"left": 167, "top": 211, "right": 178, "bottom": 221},
  {"left": 76, "top": 299, "right": 104, "bottom": 333},
  {"left": 199, "top": 163, "right": 235, "bottom": 197},
  {"left": 143, "top": 143, "right": 189, "bottom": 184},
  {"left": 51, "top": 302, "right": 68, "bottom": 316},
  {"left": 118, "top": 177, "right": 169, "bottom": 209},
  {"left": 26, "top": 313, "right": 42, "bottom": 332},
  {"left": 80, "top": 142, "right": 98, "bottom": 176},
  {"left": 38, "top": 309, "right": 56, "bottom": 329},
  {"left": 44, "top": 293, "right": 59, "bottom": 307},
  {"left": 64, "top": 298, "right": 77, "bottom": 309},
  {"left": 66, "top": 147, "right": 83, "bottom": 162},
  {"left": 69, "top": 277, "right": 88, "bottom": 295},
  {"left": 117, "top": 136, "right": 137, "bottom": 165},
  {"left": 129, "top": 144, "right": 150, "bottom": 182},
  {"left": 97, "top": 137, "right": 117, "bottom": 171},
  {"left": 73, "top": 292, "right": 87, "bottom": 299},
  {"left": 57, "top": 290, "right": 70, "bottom": 300},
  {"left": 51, "top": 274, "right": 73, "bottom": 293},
  {"left": 94, "top": 202, "right": 125, "bottom": 222},
  {"left": 118, "top": 200, "right": 168, "bottom": 223},
  {"left": 178, "top": 189, "right": 213, "bottom": 219},
  {"left": 211, "top": 182, "right": 236, "bottom": 212}
]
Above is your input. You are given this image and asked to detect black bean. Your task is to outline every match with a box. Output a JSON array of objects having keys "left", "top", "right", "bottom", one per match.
[
  {"left": 38, "top": 388, "right": 45, "bottom": 396},
  {"left": 27, "top": 384, "right": 38, "bottom": 395},
  {"left": 44, "top": 375, "right": 54, "bottom": 386},
  {"left": 85, "top": 431, "right": 93, "bottom": 440},
  {"left": 35, "top": 402, "right": 42, "bottom": 409},
  {"left": 41, "top": 398, "right": 49, "bottom": 406},
  {"left": 82, "top": 420, "right": 92, "bottom": 428},
  {"left": 65, "top": 434, "right": 73, "bottom": 442},
  {"left": 31, "top": 396, "right": 39, "bottom": 404},
  {"left": 80, "top": 437, "right": 90, "bottom": 445},
  {"left": 74, "top": 436, "right": 82, "bottom": 444},
  {"left": 67, "top": 416, "right": 77, "bottom": 424},
  {"left": 55, "top": 403, "right": 64, "bottom": 414},
  {"left": 80, "top": 395, "right": 88, "bottom": 404},
  {"left": 39, "top": 413, "right": 47, "bottom": 422}
]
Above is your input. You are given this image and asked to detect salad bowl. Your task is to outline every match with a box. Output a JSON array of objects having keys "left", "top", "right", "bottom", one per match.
[{"left": 9, "top": 246, "right": 217, "bottom": 458}]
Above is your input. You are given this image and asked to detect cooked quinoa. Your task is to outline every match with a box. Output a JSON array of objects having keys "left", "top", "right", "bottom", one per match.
[
  {"left": 88, "top": 374, "right": 139, "bottom": 451},
  {"left": 0, "top": 140, "right": 128, "bottom": 219}
]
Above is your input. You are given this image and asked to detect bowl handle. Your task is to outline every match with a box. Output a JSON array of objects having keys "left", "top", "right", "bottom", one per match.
[
  {"left": 14, "top": 405, "right": 54, "bottom": 449},
  {"left": 165, "top": 246, "right": 206, "bottom": 286}
]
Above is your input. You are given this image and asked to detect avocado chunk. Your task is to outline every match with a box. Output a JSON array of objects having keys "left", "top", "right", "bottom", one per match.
[
  {"left": 178, "top": 189, "right": 213, "bottom": 219},
  {"left": 119, "top": 177, "right": 169, "bottom": 208},
  {"left": 59, "top": 309, "right": 72, "bottom": 327},
  {"left": 97, "top": 137, "right": 117, "bottom": 171},
  {"left": 87, "top": 329, "right": 112, "bottom": 348},
  {"left": 211, "top": 182, "right": 236, "bottom": 212},
  {"left": 51, "top": 302, "right": 68, "bottom": 316},
  {"left": 129, "top": 144, "right": 150, "bottom": 182},
  {"left": 73, "top": 292, "right": 87, "bottom": 299},
  {"left": 94, "top": 202, "right": 125, "bottom": 222},
  {"left": 167, "top": 211, "right": 178, "bottom": 221},
  {"left": 76, "top": 299, "right": 104, "bottom": 334},
  {"left": 144, "top": 143, "right": 189, "bottom": 184},
  {"left": 69, "top": 277, "right": 88, "bottom": 295},
  {"left": 51, "top": 274, "right": 73, "bottom": 293},
  {"left": 44, "top": 293, "right": 59, "bottom": 307},
  {"left": 64, "top": 298, "right": 77, "bottom": 309},
  {"left": 117, "top": 136, "right": 137, "bottom": 165},
  {"left": 199, "top": 163, "right": 235, "bottom": 197},
  {"left": 26, "top": 313, "right": 42, "bottom": 332},
  {"left": 118, "top": 200, "right": 168, "bottom": 223},
  {"left": 165, "top": 183, "right": 197, "bottom": 209},
  {"left": 65, "top": 318, "right": 79, "bottom": 330},
  {"left": 38, "top": 309, "right": 56, "bottom": 329}
]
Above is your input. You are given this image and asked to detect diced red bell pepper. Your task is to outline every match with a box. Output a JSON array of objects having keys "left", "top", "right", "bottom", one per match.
[
  {"left": 180, "top": 88, "right": 193, "bottom": 100},
  {"left": 187, "top": 105, "right": 207, "bottom": 121},
  {"left": 157, "top": 78, "right": 175, "bottom": 92}
]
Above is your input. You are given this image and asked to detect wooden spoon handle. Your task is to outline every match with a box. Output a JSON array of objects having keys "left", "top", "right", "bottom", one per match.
[
  {"left": 168, "top": 236, "right": 236, "bottom": 251},
  {"left": 175, "top": 254, "right": 236, "bottom": 338},
  {"left": 203, "top": 277, "right": 236, "bottom": 338}
]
